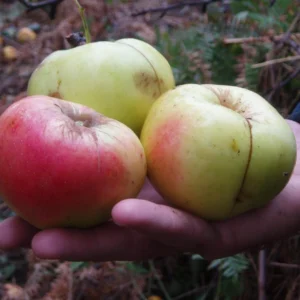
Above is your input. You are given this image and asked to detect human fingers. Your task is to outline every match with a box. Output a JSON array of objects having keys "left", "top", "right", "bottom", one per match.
[
  {"left": 137, "top": 177, "right": 167, "bottom": 205},
  {"left": 112, "top": 174, "right": 300, "bottom": 260},
  {"left": 0, "top": 216, "right": 39, "bottom": 249},
  {"left": 31, "top": 221, "right": 177, "bottom": 261},
  {"left": 207, "top": 175, "right": 300, "bottom": 259},
  {"left": 112, "top": 199, "right": 219, "bottom": 253}
]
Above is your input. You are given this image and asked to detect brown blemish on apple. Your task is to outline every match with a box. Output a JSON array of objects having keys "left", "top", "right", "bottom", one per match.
[
  {"left": 133, "top": 72, "right": 162, "bottom": 99},
  {"left": 231, "top": 138, "right": 240, "bottom": 153},
  {"left": 119, "top": 41, "right": 164, "bottom": 98},
  {"left": 8, "top": 119, "right": 19, "bottom": 133},
  {"left": 49, "top": 91, "right": 62, "bottom": 99},
  {"left": 152, "top": 91, "right": 159, "bottom": 98},
  {"left": 57, "top": 79, "right": 62, "bottom": 90},
  {"left": 48, "top": 79, "right": 63, "bottom": 99}
]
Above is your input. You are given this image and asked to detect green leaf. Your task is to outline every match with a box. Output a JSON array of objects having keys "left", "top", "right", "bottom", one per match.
[
  {"left": 191, "top": 254, "right": 204, "bottom": 260},
  {"left": 208, "top": 253, "right": 249, "bottom": 280},
  {"left": 234, "top": 11, "right": 249, "bottom": 22},
  {"left": 126, "top": 262, "right": 149, "bottom": 274},
  {"left": 70, "top": 261, "right": 89, "bottom": 271},
  {"left": 220, "top": 276, "right": 245, "bottom": 298},
  {"left": 0, "top": 264, "right": 16, "bottom": 280}
]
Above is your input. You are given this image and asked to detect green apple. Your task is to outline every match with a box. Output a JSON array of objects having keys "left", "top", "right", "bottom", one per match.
[
  {"left": 27, "top": 38, "right": 175, "bottom": 135},
  {"left": 140, "top": 84, "right": 297, "bottom": 220}
]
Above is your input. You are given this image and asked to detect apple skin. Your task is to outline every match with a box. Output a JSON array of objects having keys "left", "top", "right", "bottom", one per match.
[
  {"left": 0, "top": 96, "right": 147, "bottom": 229},
  {"left": 27, "top": 38, "right": 175, "bottom": 135},
  {"left": 140, "top": 84, "right": 297, "bottom": 221}
]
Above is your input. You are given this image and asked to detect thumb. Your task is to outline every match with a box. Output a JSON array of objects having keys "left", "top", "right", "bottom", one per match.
[
  {"left": 111, "top": 199, "right": 219, "bottom": 253},
  {"left": 0, "top": 216, "right": 39, "bottom": 249}
]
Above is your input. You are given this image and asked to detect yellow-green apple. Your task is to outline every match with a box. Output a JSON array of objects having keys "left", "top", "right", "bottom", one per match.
[
  {"left": 0, "top": 95, "right": 147, "bottom": 229},
  {"left": 140, "top": 84, "right": 297, "bottom": 220},
  {"left": 27, "top": 38, "right": 175, "bottom": 135}
]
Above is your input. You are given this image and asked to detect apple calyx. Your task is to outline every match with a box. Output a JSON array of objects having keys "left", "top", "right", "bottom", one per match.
[{"left": 54, "top": 100, "right": 109, "bottom": 128}]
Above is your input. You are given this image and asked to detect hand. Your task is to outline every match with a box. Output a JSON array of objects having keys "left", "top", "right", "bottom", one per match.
[{"left": 0, "top": 120, "right": 299, "bottom": 261}]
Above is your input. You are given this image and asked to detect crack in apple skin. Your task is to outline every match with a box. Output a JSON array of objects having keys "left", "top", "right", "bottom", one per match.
[
  {"left": 233, "top": 118, "right": 253, "bottom": 206},
  {"left": 203, "top": 86, "right": 259, "bottom": 209}
]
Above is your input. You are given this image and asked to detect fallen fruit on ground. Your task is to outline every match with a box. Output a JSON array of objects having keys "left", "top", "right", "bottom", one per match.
[
  {"left": 16, "top": 27, "right": 37, "bottom": 43},
  {"left": 2, "top": 45, "right": 18, "bottom": 61},
  {"left": 0, "top": 96, "right": 147, "bottom": 229},
  {"left": 140, "top": 84, "right": 297, "bottom": 220},
  {"left": 27, "top": 38, "right": 175, "bottom": 135}
]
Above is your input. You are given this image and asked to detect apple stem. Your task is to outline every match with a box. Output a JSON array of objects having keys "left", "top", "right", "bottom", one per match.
[{"left": 73, "top": 0, "right": 91, "bottom": 44}]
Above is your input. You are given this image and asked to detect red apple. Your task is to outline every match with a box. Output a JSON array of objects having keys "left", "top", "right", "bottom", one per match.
[{"left": 0, "top": 96, "right": 147, "bottom": 229}]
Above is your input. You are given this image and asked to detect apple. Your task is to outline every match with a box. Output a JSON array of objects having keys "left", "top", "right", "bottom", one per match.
[
  {"left": 0, "top": 95, "right": 147, "bottom": 229},
  {"left": 27, "top": 38, "right": 175, "bottom": 135},
  {"left": 140, "top": 84, "right": 297, "bottom": 220}
]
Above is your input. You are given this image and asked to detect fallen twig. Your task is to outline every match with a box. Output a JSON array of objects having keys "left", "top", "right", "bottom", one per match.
[
  {"left": 18, "top": 0, "right": 63, "bottom": 9},
  {"left": 265, "top": 67, "right": 300, "bottom": 100},
  {"left": 131, "top": 0, "right": 222, "bottom": 17},
  {"left": 223, "top": 33, "right": 300, "bottom": 44},
  {"left": 148, "top": 260, "right": 172, "bottom": 300},
  {"left": 285, "top": 11, "right": 300, "bottom": 37},
  {"left": 258, "top": 249, "right": 267, "bottom": 300},
  {"left": 272, "top": 11, "right": 300, "bottom": 53},
  {"left": 274, "top": 68, "right": 300, "bottom": 90},
  {"left": 285, "top": 38, "right": 300, "bottom": 55},
  {"left": 269, "top": 261, "right": 300, "bottom": 270},
  {"left": 18, "top": 0, "right": 65, "bottom": 19},
  {"left": 173, "top": 285, "right": 216, "bottom": 300},
  {"left": 251, "top": 55, "right": 300, "bottom": 68}
]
